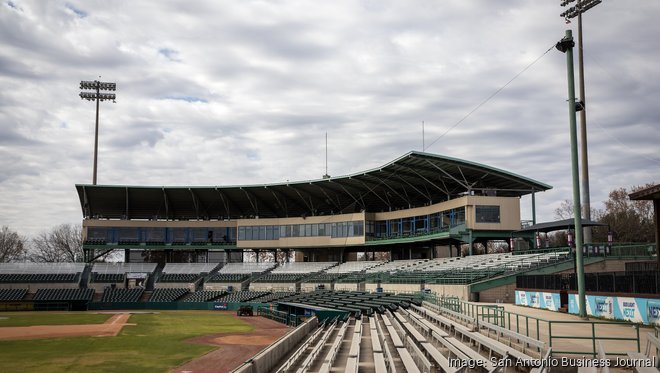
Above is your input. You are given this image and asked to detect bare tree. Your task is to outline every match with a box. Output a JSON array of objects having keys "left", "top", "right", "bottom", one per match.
[
  {"left": 0, "top": 226, "right": 27, "bottom": 262},
  {"left": 30, "top": 224, "right": 83, "bottom": 262},
  {"left": 553, "top": 184, "right": 655, "bottom": 243}
]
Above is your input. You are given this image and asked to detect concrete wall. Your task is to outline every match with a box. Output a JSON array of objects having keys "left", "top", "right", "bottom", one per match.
[
  {"left": 477, "top": 282, "right": 516, "bottom": 303},
  {"left": 334, "top": 283, "right": 359, "bottom": 292},
  {"left": 425, "top": 284, "right": 470, "bottom": 300},
  {"left": 155, "top": 282, "right": 195, "bottom": 290},
  {"left": 249, "top": 282, "right": 297, "bottom": 292},
  {"left": 232, "top": 317, "right": 319, "bottom": 373},
  {"left": 300, "top": 282, "right": 331, "bottom": 292},
  {"left": 204, "top": 282, "right": 242, "bottom": 291},
  {"left": 365, "top": 283, "right": 422, "bottom": 293}
]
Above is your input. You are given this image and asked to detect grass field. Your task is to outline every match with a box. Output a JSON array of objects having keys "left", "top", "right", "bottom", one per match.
[
  {"left": 0, "top": 311, "right": 253, "bottom": 372},
  {"left": 0, "top": 312, "right": 112, "bottom": 327}
]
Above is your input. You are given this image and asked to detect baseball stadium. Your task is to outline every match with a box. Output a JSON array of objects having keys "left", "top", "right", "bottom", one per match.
[{"left": 0, "top": 151, "right": 658, "bottom": 372}]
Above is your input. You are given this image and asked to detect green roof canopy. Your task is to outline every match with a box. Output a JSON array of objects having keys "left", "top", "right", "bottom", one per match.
[{"left": 76, "top": 151, "right": 551, "bottom": 220}]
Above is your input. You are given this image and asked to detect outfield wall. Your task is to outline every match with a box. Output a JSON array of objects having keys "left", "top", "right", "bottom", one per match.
[
  {"left": 87, "top": 301, "right": 270, "bottom": 311},
  {"left": 515, "top": 290, "right": 660, "bottom": 325}
]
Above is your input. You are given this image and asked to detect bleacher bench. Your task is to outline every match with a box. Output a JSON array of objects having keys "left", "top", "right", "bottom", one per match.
[{"left": 627, "top": 333, "right": 660, "bottom": 373}]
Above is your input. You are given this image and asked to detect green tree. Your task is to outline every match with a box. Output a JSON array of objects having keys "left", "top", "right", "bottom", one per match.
[
  {"left": 554, "top": 184, "right": 655, "bottom": 243},
  {"left": 600, "top": 185, "right": 655, "bottom": 243}
]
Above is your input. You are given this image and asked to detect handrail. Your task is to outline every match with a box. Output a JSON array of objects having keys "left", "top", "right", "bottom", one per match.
[{"left": 434, "top": 295, "right": 641, "bottom": 358}]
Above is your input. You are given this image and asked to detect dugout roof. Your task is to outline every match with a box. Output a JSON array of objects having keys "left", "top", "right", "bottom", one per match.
[{"left": 76, "top": 151, "right": 551, "bottom": 220}]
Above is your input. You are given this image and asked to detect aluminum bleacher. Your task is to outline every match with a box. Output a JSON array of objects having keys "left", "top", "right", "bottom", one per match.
[
  {"left": 326, "top": 261, "right": 385, "bottom": 273},
  {"left": 272, "top": 262, "right": 337, "bottom": 274},
  {"left": 208, "top": 262, "right": 276, "bottom": 283},
  {"left": 365, "top": 259, "right": 428, "bottom": 273},
  {"left": 91, "top": 263, "right": 157, "bottom": 283},
  {"left": 365, "top": 251, "right": 570, "bottom": 284},
  {"left": 0, "top": 263, "right": 85, "bottom": 283},
  {"left": 218, "top": 262, "right": 276, "bottom": 274},
  {"left": 92, "top": 262, "right": 158, "bottom": 275},
  {"left": 159, "top": 263, "right": 218, "bottom": 283}
]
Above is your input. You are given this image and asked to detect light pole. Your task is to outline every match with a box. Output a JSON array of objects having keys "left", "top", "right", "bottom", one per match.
[
  {"left": 80, "top": 80, "right": 116, "bottom": 185},
  {"left": 557, "top": 30, "right": 587, "bottom": 319},
  {"left": 560, "top": 0, "right": 602, "bottom": 244}
]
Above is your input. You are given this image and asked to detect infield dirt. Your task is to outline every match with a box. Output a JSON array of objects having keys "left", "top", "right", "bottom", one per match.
[
  {"left": 172, "top": 315, "right": 290, "bottom": 373},
  {"left": 0, "top": 313, "right": 131, "bottom": 340}
]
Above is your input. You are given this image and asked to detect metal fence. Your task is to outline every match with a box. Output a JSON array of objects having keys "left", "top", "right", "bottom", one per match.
[{"left": 434, "top": 296, "right": 641, "bottom": 357}]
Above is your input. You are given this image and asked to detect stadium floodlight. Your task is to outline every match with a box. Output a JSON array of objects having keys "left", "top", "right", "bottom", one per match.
[
  {"left": 79, "top": 79, "right": 117, "bottom": 185},
  {"left": 559, "top": 0, "right": 602, "bottom": 245}
]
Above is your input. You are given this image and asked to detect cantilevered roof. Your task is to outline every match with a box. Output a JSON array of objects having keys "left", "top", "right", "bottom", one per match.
[
  {"left": 76, "top": 151, "right": 551, "bottom": 220},
  {"left": 516, "top": 218, "right": 606, "bottom": 233}
]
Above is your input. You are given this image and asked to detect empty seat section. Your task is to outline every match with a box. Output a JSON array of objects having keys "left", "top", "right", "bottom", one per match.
[
  {"left": 91, "top": 263, "right": 157, "bottom": 284},
  {"left": 159, "top": 263, "right": 219, "bottom": 283},
  {"left": 0, "top": 288, "right": 28, "bottom": 301},
  {"left": 33, "top": 288, "right": 94, "bottom": 301},
  {"left": 101, "top": 287, "right": 144, "bottom": 302},
  {"left": 149, "top": 288, "right": 189, "bottom": 302},
  {"left": 217, "top": 291, "right": 271, "bottom": 302},
  {"left": 0, "top": 263, "right": 84, "bottom": 283},
  {"left": 183, "top": 290, "right": 226, "bottom": 302}
]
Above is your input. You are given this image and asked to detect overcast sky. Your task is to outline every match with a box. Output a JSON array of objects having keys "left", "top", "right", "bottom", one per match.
[{"left": 1, "top": 0, "right": 658, "bottom": 237}]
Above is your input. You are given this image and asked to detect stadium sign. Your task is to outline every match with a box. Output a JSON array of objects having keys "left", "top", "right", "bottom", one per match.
[{"left": 213, "top": 303, "right": 228, "bottom": 310}]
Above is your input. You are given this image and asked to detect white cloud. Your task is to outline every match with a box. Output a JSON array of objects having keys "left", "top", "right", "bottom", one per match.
[{"left": 0, "top": 0, "right": 659, "bottom": 236}]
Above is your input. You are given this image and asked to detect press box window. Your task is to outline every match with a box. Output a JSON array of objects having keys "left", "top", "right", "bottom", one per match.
[{"left": 476, "top": 205, "right": 500, "bottom": 223}]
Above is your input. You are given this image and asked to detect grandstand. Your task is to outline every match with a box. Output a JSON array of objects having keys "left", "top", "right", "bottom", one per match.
[
  {"left": 77, "top": 151, "right": 553, "bottom": 265},
  {"left": 0, "top": 263, "right": 85, "bottom": 292}
]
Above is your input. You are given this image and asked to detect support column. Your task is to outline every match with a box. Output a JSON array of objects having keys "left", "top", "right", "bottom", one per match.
[
  {"left": 531, "top": 192, "right": 537, "bottom": 226},
  {"left": 559, "top": 29, "right": 586, "bottom": 319},
  {"left": 468, "top": 230, "right": 473, "bottom": 256},
  {"left": 655, "top": 199, "right": 660, "bottom": 269}
]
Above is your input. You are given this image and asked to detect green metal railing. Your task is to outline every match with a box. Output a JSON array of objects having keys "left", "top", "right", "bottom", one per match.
[
  {"left": 257, "top": 306, "right": 300, "bottom": 326},
  {"left": 434, "top": 296, "right": 641, "bottom": 357}
]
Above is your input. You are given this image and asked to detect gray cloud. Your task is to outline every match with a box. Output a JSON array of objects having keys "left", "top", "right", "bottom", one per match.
[{"left": 0, "top": 0, "right": 658, "bottom": 236}]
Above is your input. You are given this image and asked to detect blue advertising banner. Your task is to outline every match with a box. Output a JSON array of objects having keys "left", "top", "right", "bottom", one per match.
[
  {"left": 566, "top": 294, "right": 660, "bottom": 325},
  {"left": 515, "top": 290, "right": 560, "bottom": 311}
]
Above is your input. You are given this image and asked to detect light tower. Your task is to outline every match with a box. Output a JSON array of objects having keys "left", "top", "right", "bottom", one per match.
[
  {"left": 79, "top": 80, "right": 116, "bottom": 185},
  {"left": 560, "top": 0, "right": 602, "bottom": 243}
]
